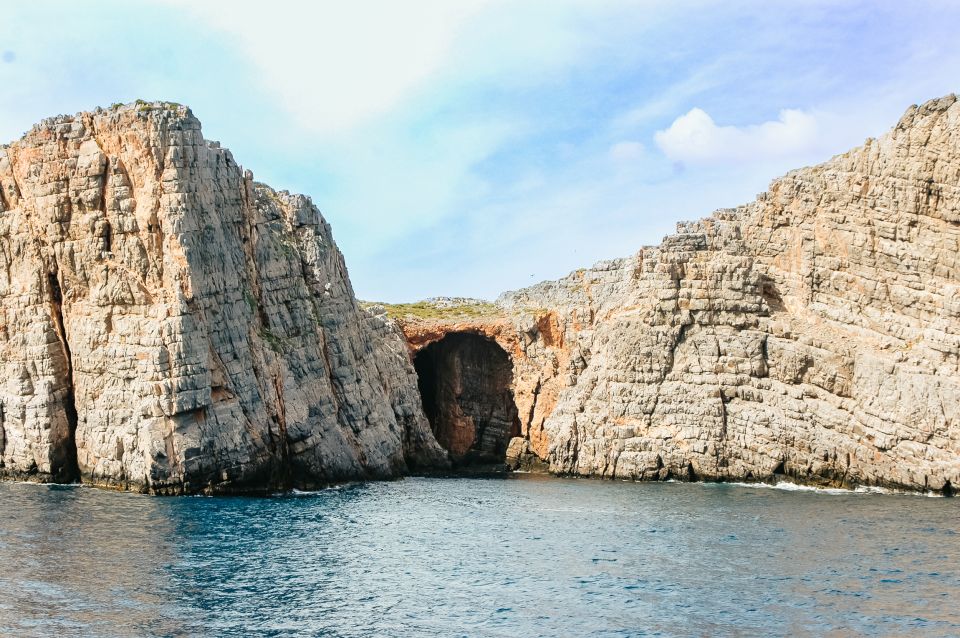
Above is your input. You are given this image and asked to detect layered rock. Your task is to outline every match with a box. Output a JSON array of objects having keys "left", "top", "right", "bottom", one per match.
[
  {"left": 0, "top": 102, "right": 446, "bottom": 493},
  {"left": 398, "top": 95, "right": 960, "bottom": 493},
  {"left": 4, "top": 95, "right": 959, "bottom": 496}
]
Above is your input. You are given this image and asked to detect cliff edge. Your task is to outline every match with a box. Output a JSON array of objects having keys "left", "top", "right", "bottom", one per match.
[
  {"left": 396, "top": 95, "right": 960, "bottom": 494},
  {"left": 0, "top": 102, "right": 446, "bottom": 493}
]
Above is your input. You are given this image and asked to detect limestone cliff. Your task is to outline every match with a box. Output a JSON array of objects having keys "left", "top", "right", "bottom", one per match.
[
  {"left": 5, "top": 96, "right": 959, "bottom": 495},
  {"left": 398, "top": 95, "right": 960, "bottom": 494},
  {"left": 0, "top": 102, "right": 446, "bottom": 493}
]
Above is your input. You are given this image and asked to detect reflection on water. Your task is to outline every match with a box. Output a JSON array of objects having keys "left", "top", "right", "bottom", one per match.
[{"left": 1, "top": 477, "right": 958, "bottom": 637}]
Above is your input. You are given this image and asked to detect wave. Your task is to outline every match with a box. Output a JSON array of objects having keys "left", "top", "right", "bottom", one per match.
[
  {"left": 288, "top": 483, "right": 360, "bottom": 496},
  {"left": 11, "top": 480, "right": 85, "bottom": 488},
  {"left": 715, "top": 480, "right": 945, "bottom": 498}
]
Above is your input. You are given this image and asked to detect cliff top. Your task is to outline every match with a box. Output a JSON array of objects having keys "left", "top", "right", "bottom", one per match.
[
  {"left": 3, "top": 100, "right": 205, "bottom": 151},
  {"left": 363, "top": 298, "right": 500, "bottom": 321}
]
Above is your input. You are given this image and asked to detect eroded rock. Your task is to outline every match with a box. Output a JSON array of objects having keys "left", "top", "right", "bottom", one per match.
[
  {"left": 398, "top": 95, "right": 960, "bottom": 494},
  {"left": 0, "top": 102, "right": 446, "bottom": 493},
  {"left": 413, "top": 332, "right": 519, "bottom": 463}
]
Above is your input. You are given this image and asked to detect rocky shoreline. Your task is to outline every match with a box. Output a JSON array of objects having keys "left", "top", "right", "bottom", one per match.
[
  {"left": 1, "top": 96, "right": 958, "bottom": 495},
  {"left": 390, "top": 94, "right": 960, "bottom": 496}
]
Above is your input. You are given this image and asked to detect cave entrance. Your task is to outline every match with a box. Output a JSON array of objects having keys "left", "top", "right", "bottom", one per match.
[{"left": 413, "top": 333, "right": 520, "bottom": 465}]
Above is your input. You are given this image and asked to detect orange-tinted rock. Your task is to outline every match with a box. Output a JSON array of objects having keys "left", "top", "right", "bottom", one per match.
[{"left": 0, "top": 102, "right": 447, "bottom": 493}]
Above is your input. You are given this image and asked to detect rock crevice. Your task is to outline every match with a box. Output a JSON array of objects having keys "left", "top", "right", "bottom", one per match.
[{"left": 45, "top": 269, "right": 80, "bottom": 483}]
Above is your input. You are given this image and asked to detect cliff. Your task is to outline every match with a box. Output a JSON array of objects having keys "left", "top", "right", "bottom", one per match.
[
  {"left": 0, "top": 102, "right": 446, "bottom": 493},
  {"left": 397, "top": 95, "right": 960, "bottom": 494},
  {"left": 4, "top": 95, "right": 959, "bottom": 496}
]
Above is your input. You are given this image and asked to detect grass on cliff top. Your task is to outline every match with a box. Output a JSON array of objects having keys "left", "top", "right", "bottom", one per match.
[
  {"left": 361, "top": 300, "right": 501, "bottom": 320},
  {"left": 106, "top": 100, "right": 183, "bottom": 112}
]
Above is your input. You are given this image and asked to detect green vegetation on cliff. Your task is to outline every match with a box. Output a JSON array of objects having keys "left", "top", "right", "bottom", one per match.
[{"left": 361, "top": 298, "right": 500, "bottom": 320}]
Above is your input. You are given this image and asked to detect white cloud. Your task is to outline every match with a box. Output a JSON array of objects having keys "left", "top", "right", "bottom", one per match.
[
  {"left": 153, "top": 0, "right": 666, "bottom": 138},
  {"left": 156, "top": 0, "right": 491, "bottom": 135},
  {"left": 611, "top": 58, "right": 731, "bottom": 132},
  {"left": 654, "top": 107, "right": 821, "bottom": 165}
]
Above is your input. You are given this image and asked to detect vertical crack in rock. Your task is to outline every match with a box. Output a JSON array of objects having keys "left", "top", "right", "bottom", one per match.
[
  {"left": 663, "top": 321, "right": 691, "bottom": 379},
  {"left": 716, "top": 389, "right": 729, "bottom": 475},
  {"left": 46, "top": 271, "right": 79, "bottom": 483},
  {"left": 525, "top": 378, "right": 542, "bottom": 440},
  {"left": 100, "top": 220, "right": 112, "bottom": 255},
  {"left": 0, "top": 401, "right": 6, "bottom": 463},
  {"left": 271, "top": 371, "right": 291, "bottom": 489}
]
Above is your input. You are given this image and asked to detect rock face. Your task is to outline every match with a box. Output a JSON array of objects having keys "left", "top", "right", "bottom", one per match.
[
  {"left": 400, "top": 95, "right": 960, "bottom": 493},
  {"left": 4, "top": 95, "right": 960, "bottom": 495},
  {"left": 0, "top": 102, "right": 446, "bottom": 493}
]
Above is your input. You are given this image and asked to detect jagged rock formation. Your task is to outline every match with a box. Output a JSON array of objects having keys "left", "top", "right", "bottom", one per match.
[
  {"left": 4, "top": 95, "right": 959, "bottom": 495},
  {"left": 0, "top": 102, "right": 446, "bottom": 493},
  {"left": 399, "top": 95, "right": 960, "bottom": 494}
]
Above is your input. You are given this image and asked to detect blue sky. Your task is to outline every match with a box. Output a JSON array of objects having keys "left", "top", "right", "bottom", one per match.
[{"left": 2, "top": 1, "right": 959, "bottom": 301}]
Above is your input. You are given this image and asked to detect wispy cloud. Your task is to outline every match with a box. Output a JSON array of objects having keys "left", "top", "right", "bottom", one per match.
[
  {"left": 157, "top": 0, "right": 491, "bottom": 136},
  {"left": 608, "top": 141, "right": 645, "bottom": 162},
  {"left": 3, "top": 1, "right": 960, "bottom": 302}
]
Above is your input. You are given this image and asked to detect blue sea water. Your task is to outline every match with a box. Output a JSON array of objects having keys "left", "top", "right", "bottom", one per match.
[{"left": 0, "top": 475, "right": 957, "bottom": 637}]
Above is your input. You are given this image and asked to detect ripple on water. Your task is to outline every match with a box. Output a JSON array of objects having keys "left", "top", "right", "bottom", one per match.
[{"left": 0, "top": 476, "right": 957, "bottom": 637}]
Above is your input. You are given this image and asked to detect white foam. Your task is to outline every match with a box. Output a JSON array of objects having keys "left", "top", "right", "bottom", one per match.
[
  {"left": 728, "top": 481, "right": 850, "bottom": 494},
  {"left": 289, "top": 483, "right": 357, "bottom": 496},
  {"left": 11, "top": 480, "right": 84, "bottom": 488},
  {"left": 720, "top": 480, "right": 945, "bottom": 497}
]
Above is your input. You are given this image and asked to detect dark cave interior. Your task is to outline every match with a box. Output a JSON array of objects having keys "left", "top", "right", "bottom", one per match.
[{"left": 413, "top": 333, "right": 520, "bottom": 464}]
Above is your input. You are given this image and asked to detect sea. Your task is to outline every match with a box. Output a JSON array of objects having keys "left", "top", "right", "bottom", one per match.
[{"left": 0, "top": 475, "right": 957, "bottom": 637}]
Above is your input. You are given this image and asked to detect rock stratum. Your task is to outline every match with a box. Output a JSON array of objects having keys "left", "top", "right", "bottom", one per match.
[
  {"left": 0, "top": 102, "right": 446, "bottom": 493},
  {"left": 397, "top": 95, "right": 960, "bottom": 494},
  {"left": 3, "top": 95, "right": 960, "bottom": 496}
]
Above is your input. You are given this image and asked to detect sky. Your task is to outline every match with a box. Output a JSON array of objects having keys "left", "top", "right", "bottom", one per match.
[{"left": 2, "top": 1, "right": 959, "bottom": 302}]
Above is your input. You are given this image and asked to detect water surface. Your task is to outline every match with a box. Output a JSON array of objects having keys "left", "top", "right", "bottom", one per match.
[{"left": 0, "top": 476, "right": 957, "bottom": 637}]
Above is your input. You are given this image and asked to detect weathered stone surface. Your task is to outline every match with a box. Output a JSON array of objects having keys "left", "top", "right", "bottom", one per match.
[
  {"left": 0, "top": 102, "right": 446, "bottom": 493},
  {"left": 504, "top": 436, "right": 549, "bottom": 473},
  {"left": 401, "top": 95, "right": 960, "bottom": 493},
  {"left": 5, "top": 95, "right": 959, "bottom": 495}
]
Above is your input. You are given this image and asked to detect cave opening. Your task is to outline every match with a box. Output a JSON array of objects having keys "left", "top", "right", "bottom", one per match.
[{"left": 413, "top": 333, "right": 520, "bottom": 465}]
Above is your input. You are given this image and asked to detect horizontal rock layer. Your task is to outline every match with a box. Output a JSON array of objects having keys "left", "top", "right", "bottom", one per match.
[
  {"left": 0, "top": 102, "right": 446, "bottom": 493},
  {"left": 400, "top": 95, "right": 960, "bottom": 493},
  {"left": 5, "top": 95, "right": 959, "bottom": 495}
]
